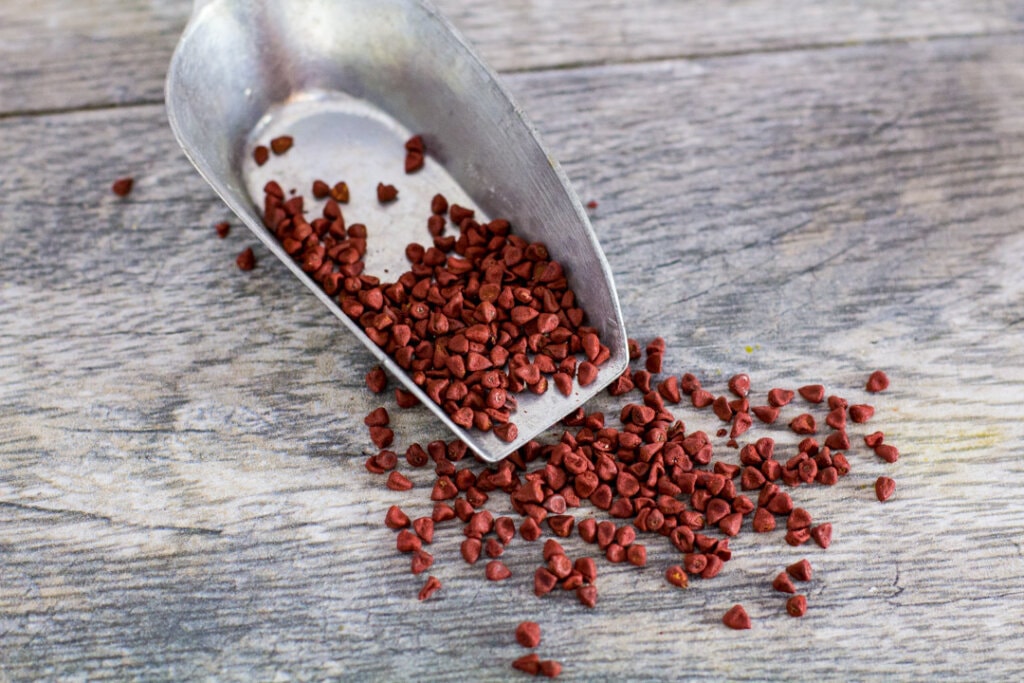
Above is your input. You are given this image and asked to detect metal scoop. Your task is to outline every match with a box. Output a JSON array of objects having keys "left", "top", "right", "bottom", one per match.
[{"left": 166, "top": 0, "right": 627, "bottom": 462}]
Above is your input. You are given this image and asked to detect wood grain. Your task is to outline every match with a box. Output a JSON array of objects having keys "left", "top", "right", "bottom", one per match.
[
  {"left": 2, "top": 7, "right": 1024, "bottom": 682},
  {"left": 3, "top": 0, "right": 1024, "bottom": 115}
]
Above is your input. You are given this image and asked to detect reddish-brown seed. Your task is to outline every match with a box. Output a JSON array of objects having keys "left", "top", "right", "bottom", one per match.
[
  {"left": 864, "top": 431, "right": 885, "bottom": 448},
  {"left": 751, "top": 405, "right": 779, "bottom": 424},
  {"left": 539, "top": 660, "right": 563, "bottom": 678},
  {"left": 461, "top": 538, "right": 482, "bottom": 564},
  {"left": 253, "top": 146, "right": 269, "bottom": 166},
  {"left": 787, "top": 507, "right": 812, "bottom": 530},
  {"left": 577, "top": 585, "right": 598, "bottom": 609},
  {"left": 789, "top": 413, "right": 817, "bottom": 435},
  {"left": 534, "top": 567, "right": 558, "bottom": 596},
  {"left": 849, "top": 404, "right": 875, "bottom": 423},
  {"left": 548, "top": 515, "right": 574, "bottom": 537},
  {"left": 768, "top": 388, "right": 795, "bottom": 407},
  {"left": 578, "top": 362, "right": 599, "bottom": 386},
  {"left": 811, "top": 523, "right": 833, "bottom": 549},
  {"left": 396, "top": 529, "right": 421, "bottom": 553},
  {"left": 772, "top": 572, "right": 796, "bottom": 594},
  {"left": 575, "top": 557, "right": 597, "bottom": 583},
  {"left": 666, "top": 565, "right": 689, "bottom": 588},
  {"left": 866, "top": 370, "right": 890, "bottom": 393},
  {"left": 875, "top": 476, "right": 896, "bottom": 501},
  {"left": 486, "top": 560, "right": 512, "bottom": 581},
  {"left": 512, "top": 654, "right": 541, "bottom": 675},
  {"left": 214, "top": 221, "right": 230, "bottom": 238},
  {"left": 385, "top": 505, "right": 410, "bottom": 529},
  {"left": 515, "top": 621, "right": 542, "bottom": 648},
  {"left": 377, "top": 183, "right": 398, "bottom": 203},
  {"left": 411, "top": 549, "right": 434, "bottom": 574},
  {"left": 752, "top": 507, "right": 776, "bottom": 533},
  {"left": 787, "top": 595, "right": 808, "bottom": 617},
  {"left": 626, "top": 544, "right": 647, "bottom": 567},
  {"left": 366, "top": 366, "right": 387, "bottom": 393},
  {"left": 405, "top": 151, "right": 425, "bottom": 173},
  {"left": 722, "top": 604, "right": 752, "bottom": 630},
  {"left": 418, "top": 575, "right": 442, "bottom": 601},
  {"left": 520, "top": 517, "right": 542, "bottom": 541},
  {"left": 236, "top": 247, "right": 256, "bottom": 271},
  {"left": 875, "top": 444, "right": 900, "bottom": 463},
  {"left": 413, "top": 517, "right": 434, "bottom": 544},
  {"left": 270, "top": 136, "right": 293, "bottom": 154},
  {"left": 112, "top": 177, "right": 134, "bottom": 196},
  {"left": 728, "top": 374, "right": 751, "bottom": 398},
  {"left": 330, "top": 181, "right": 350, "bottom": 203},
  {"left": 577, "top": 518, "right": 597, "bottom": 543},
  {"left": 798, "top": 384, "right": 825, "bottom": 402},
  {"left": 786, "top": 559, "right": 813, "bottom": 582},
  {"left": 312, "top": 179, "right": 330, "bottom": 198}
]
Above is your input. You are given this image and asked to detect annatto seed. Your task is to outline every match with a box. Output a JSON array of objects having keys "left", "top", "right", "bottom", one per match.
[
  {"left": 418, "top": 575, "right": 442, "bottom": 601},
  {"left": 512, "top": 654, "right": 541, "bottom": 675},
  {"left": 575, "top": 557, "right": 597, "bottom": 583},
  {"left": 772, "top": 572, "right": 796, "bottom": 594},
  {"left": 626, "top": 544, "right": 647, "bottom": 567},
  {"left": 786, "top": 595, "right": 808, "bottom": 617},
  {"left": 810, "top": 523, "right": 833, "bottom": 549},
  {"left": 751, "top": 405, "right": 779, "bottom": 424},
  {"left": 515, "top": 621, "right": 542, "bottom": 648},
  {"left": 520, "top": 517, "right": 541, "bottom": 541},
  {"left": 849, "top": 404, "right": 874, "bottom": 423},
  {"left": 253, "top": 145, "right": 269, "bottom": 166},
  {"left": 722, "top": 604, "right": 752, "bottom": 630},
  {"left": 866, "top": 370, "right": 890, "bottom": 392},
  {"left": 269, "top": 135, "right": 293, "bottom": 154},
  {"left": 789, "top": 413, "right": 816, "bottom": 435},
  {"left": 236, "top": 247, "right": 256, "bottom": 271},
  {"left": 112, "top": 177, "right": 134, "bottom": 196},
  {"left": 539, "top": 660, "right": 563, "bottom": 678},
  {"left": 413, "top": 517, "right": 434, "bottom": 544},
  {"left": 875, "top": 476, "right": 896, "bottom": 502},
  {"left": 366, "top": 366, "right": 388, "bottom": 393},
  {"left": 377, "top": 182, "right": 398, "bottom": 203},
  {"left": 786, "top": 558, "right": 813, "bottom": 582},
  {"left": 874, "top": 444, "right": 900, "bottom": 463},
  {"left": 727, "top": 374, "right": 751, "bottom": 398},
  {"left": 534, "top": 567, "right": 558, "bottom": 596},
  {"left": 864, "top": 431, "right": 885, "bottom": 448},
  {"left": 767, "top": 388, "right": 795, "bottom": 407},
  {"left": 411, "top": 549, "right": 434, "bottom": 574},
  {"left": 396, "top": 529, "right": 421, "bottom": 553},
  {"left": 666, "top": 565, "right": 689, "bottom": 588},
  {"left": 577, "top": 585, "right": 598, "bottom": 608},
  {"left": 486, "top": 560, "right": 511, "bottom": 581},
  {"left": 215, "top": 221, "right": 230, "bottom": 238},
  {"left": 386, "top": 471, "right": 413, "bottom": 491},
  {"left": 798, "top": 384, "right": 825, "bottom": 403},
  {"left": 385, "top": 505, "right": 410, "bottom": 529}
]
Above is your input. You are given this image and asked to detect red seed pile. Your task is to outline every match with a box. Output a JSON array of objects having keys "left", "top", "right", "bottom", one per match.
[
  {"left": 256, "top": 135, "right": 612, "bottom": 440},
  {"left": 363, "top": 344, "right": 899, "bottom": 675},
  {"left": 237, "top": 137, "right": 903, "bottom": 677}
]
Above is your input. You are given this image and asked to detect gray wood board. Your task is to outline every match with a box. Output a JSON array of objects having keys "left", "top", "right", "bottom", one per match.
[
  {"left": 3, "top": 0, "right": 1024, "bottom": 115},
  {"left": 2, "top": 33, "right": 1024, "bottom": 681}
]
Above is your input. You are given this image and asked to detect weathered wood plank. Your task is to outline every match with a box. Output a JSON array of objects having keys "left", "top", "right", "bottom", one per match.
[
  {"left": 2, "top": 34, "right": 1024, "bottom": 681},
  {"left": 3, "top": 0, "right": 1024, "bottom": 115}
]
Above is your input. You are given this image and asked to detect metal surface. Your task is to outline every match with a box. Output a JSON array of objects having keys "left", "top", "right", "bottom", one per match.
[{"left": 165, "top": 0, "right": 627, "bottom": 462}]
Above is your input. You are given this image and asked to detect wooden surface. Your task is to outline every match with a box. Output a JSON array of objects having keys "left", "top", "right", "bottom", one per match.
[{"left": 2, "top": 1, "right": 1024, "bottom": 680}]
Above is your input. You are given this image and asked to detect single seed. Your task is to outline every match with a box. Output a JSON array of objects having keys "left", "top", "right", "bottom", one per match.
[
  {"left": 515, "top": 621, "right": 542, "bottom": 648},
  {"left": 786, "top": 595, "right": 808, "bottom": 617},
  {"left": 798, "top": 384, "right": 825, "bottom": 402},
  {"left": 270, "top": 136, "right": 293, "bottom": 154},
  {"left": 874, "top": 444, "right": 899, "bottom": 463},
  {"left": 866, "top": 370, "right": 890, "bottom": 392},
  {"left": 411, "top": 549, "right": 434, "bottom": 574},
  {"left": 875, "top": 476, "right": 896, "bottom": 502},
  {"left": 214, "top": 221, "right": 230, "bottom": 238},
  {"left": 112, "top": 177, "right": 134, "bottom": 197},
  {"left": 810, "top": 523, "right": 832, "bottom": 549},
  {"left": 768, "top": 388, "right": 795, "bottom": 407},
  {"left": 786, "top": 558, "right": 813, "bottom": 582},
  {"left": 418, "top": 575, "right": 442, "bottom": 601},
  {"left": 666, "top": 565, "right": 688, "bottom": 588},
  {"left": 253, "top": 146, "right": 269, "bottom": 166},
  {"left": 789, "top": 413, "right": 816, "bottom": 435},
  {"left": 722, "top": 604, "right": 752, "bottom": 630},
  {"left": 576, "top": 585, "right": 598, "bottom": 609},
  {"left": 512, "top": 654, "right": 541, "bottom": 675},
  {"left": 849, "top": 404, "right": 874, "bottom": 423},
  {"left": 312, "top": 179, "right": 330, "bottom": 198},
  {"left": 539, "top": 660, "right": 563, "bottom": 678},
  {"left": 772, "top": 572, "right": 796, "bottom": 594},
  {"left": 384, "top": 505, "right": 410, "bottom": 529},
  {"left": 377, "top": 183, "right": 399, "bottom": 203},
  {"left": 236, "top": 247, "right": 256, "bottom": 271},
  {"left": 727, "top": 373, "right": 750, "bottom": 397},
  {"left": 461, "top": 538, "right": 482, "bottom": 564},
  {"left": 485, "top": 560, "right": 512, "bottom": 581},
  {"left": 366, "top": 366, "right": 387, "bottom": 393},
  {"left": 413, "top": 517, "right": 434, "bottom": 544}
]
